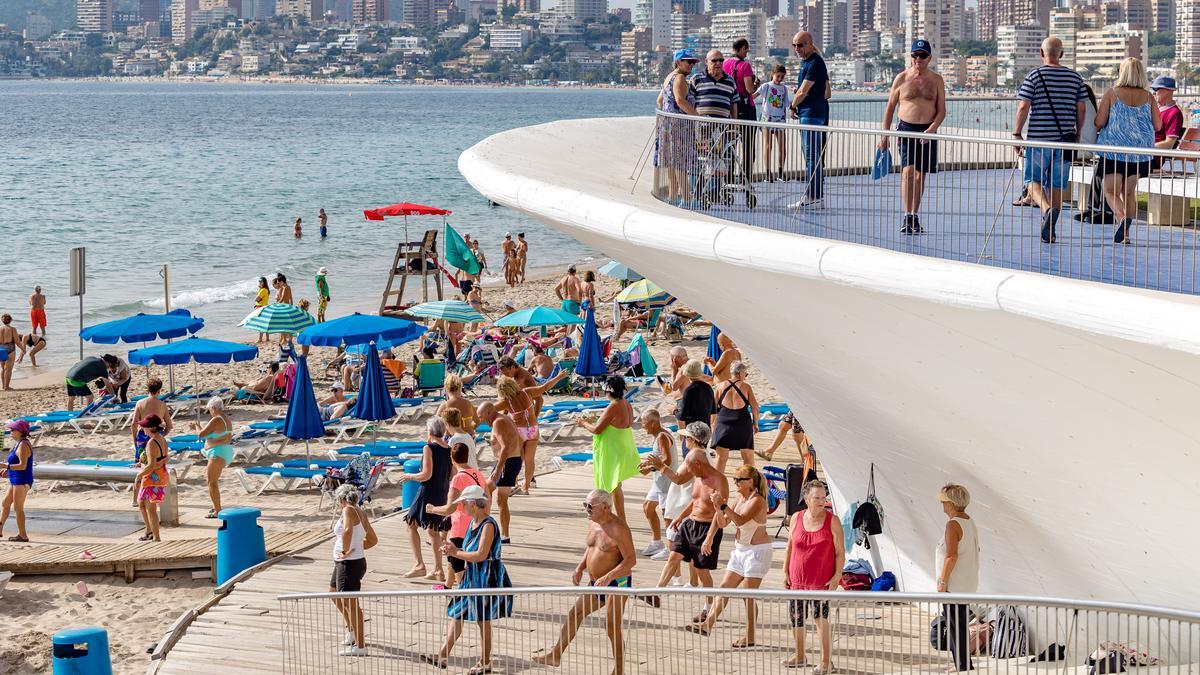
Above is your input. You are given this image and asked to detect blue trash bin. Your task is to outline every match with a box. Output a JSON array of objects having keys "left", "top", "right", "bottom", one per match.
[
  {"left": 216, "top": 507, "right": 267, "bottom": 585},
  {"left": 52, "top": 627, "right": 111, "bottom": 675},
  {"left": 401, "top": 458, "right": 422, "bottom": 510}
]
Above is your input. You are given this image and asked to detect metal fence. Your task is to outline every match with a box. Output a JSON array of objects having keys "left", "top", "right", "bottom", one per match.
[
  {"left": 828, "top": 96, "right": 1020, "bottom": 138},
  {"left": 277, "top": 586, "right": 1200, "bottom": 673},
  {"left": 649, "top": 110, "right": 1200, "bottom": 296}
]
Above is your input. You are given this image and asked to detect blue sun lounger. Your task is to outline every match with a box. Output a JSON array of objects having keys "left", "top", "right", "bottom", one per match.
[{"left": 237, "top": 464, "right": 326, "bottom": 495}]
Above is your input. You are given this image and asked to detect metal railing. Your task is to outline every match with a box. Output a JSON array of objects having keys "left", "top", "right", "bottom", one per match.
[
  {"left": 277, "top": 586, "right": 1200, "bottom": 673},
  {"left": 650, "top": 110, "right": 1200, "bottom": 296},
  {"left": 828, "top": 96, "right": 1021, "bottom": 138}
]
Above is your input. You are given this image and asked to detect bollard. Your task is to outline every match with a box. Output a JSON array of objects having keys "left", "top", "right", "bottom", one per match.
[
  {"left": 52, "top": 627, "right": 111, "bottom": 675},
  {"left": 215, "top": 507, "right": 266, "bottom": 585},
  {"left": 400, "top": 458, "right": 422, "bottom": 511}
]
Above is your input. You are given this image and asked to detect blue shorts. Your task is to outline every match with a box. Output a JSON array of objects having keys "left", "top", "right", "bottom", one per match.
[
  {"left": 1024, "top": 146, "right": 1070, "bottom": 189},
  {"left": 561, "top": 300, "right": 581, "bottom": 316}
]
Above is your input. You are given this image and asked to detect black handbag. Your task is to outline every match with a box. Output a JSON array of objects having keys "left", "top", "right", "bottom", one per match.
[{"left": 1035, "top": 68, "right": 1078, "bottom": 163}]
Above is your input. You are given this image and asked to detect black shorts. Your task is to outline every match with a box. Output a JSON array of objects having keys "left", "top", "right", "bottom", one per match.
[
  {"left": 66, "top": 381, "right": 92, "bottom": 397},
  {"left": 898, "top": 119, "right": 938, "bottom": 174},
  {"left": 496, "top": 456, "right": 523, "bottom": 488},
  {"left": 448, "top": 537, "right": 466, "bottom": 573},
  {"left": 670, "top": 518, "right": 722, "bottom": 570},
  {"left": 1099, "top": 157, "right": 1151, "bottom": 179},
  {"left": 331, "top": 557, "right": 367, "bottom": 592},
  {"left": 789, "top": 598, "right": 830, "bottom": 627}
]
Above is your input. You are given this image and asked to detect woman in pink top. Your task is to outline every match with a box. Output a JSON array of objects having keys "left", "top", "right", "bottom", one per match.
[
  {"left": 783, "top": 480, "right": 844, "bottom": 673},
  {"left": 427, "top": 442, "right": 488, "bottom": 589}
]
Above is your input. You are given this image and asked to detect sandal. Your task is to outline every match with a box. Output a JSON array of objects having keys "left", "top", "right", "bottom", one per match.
[
  {"left": 691, "top": 609, "right": 708, "bottom": 624},
  {"left": 418, "top": 654, "right": 447, "bottom": 669},
  {"left": 783, "top": 657, "right": 808, "bottom": 669},
  {"left": 138, "top": 533, "right": 155, "bottom": 541},
  {"left": 8, "top": 535, "right": 29, "bottom": 542},
  {"left": 467, "top": 662, "right": 493, "bottom": 675},
  {"left": 732, "top": 638, "right": 755, "bottom": 648},
  {"left": 754, "top": 450, "right": 773, "bottom": 461},
  {"left": 684, "top": 623, "right": 710, "bottom": 636},
  {"left": 205, "top": 509, "right": 219, "bottom": 519}
]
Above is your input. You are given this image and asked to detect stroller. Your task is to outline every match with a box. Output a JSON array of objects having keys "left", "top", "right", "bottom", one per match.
[{"left": 694, "top": 124, "right": 757, "bottom": 210}]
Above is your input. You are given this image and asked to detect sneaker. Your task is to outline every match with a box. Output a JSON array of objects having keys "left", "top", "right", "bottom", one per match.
[
  {"left": 788, "top": 197, "right": 823, "bottom": 209},
  {"left": 668, "top": 575, "right": 685, "bottom": 586},
  {"left": 342, "top": 632, "right": 355, "bottom": 646},
  {"left": 900, "top": 214, "right": 914, "bottom": 235},
  {"left": 641, "top": 540, "right": 665, "bottom": 556},
  {"left": 1040, "top": 208, "right": 1058, "bottom": 244},
  {"left": 651, "top": 548, "right": 672, "bottom": 561},
  {"left": 911, "top": 214, "right": 924, "bottom": 234},
  {"left": 500, "top": 536, "right": 512, "bottom": 545},
  {"left": 338, "top": 646, "right": 368, "bottom": 657}
]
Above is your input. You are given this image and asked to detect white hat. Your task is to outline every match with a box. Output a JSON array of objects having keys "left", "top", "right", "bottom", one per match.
[
  {"left": 454, "top": 485, "right": 487, "bottom": 503},
  {"left": 331, "top": 382, "right": 344, "bottom": 390},
  {"left": 503, "top": 299, "right": 515, "bottom": 309},
  {"left": 318, "top": 267, "right": 328, "bottom": 275},
  {"left": 504, "top": 232, "right": 511, "bottom": 238}
]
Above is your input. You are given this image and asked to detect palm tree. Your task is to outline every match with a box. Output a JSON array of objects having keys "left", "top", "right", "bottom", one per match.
[{"left": 1174, "top": 61, "right": 1197, "bottom": 94}]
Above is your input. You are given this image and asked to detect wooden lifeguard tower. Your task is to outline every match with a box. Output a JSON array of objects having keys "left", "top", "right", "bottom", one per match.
[{"left": 379, "top": 229, "right": 444, "bottom": 316}]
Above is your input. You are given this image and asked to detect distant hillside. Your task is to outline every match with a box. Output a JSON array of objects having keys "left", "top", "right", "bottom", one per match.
[{"left": 0, "top": 0, "right": 75, "bottom": 32}]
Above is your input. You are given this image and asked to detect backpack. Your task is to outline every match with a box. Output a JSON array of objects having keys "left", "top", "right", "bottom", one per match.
[
  {"left": 839, "top": 572, "right": 872, "bottom": 591},
  {"left": 870, "top": 571, "right": 896, "bottom": 591},
  {"left": 989, "top": 605, "right": 1029, "bottom": 659}
]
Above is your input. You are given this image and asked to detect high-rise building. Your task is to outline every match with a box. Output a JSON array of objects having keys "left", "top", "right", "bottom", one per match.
[
  {"left": 25, "top": 12, "right": 52, "bottom": 39},
  {"left": 403, "top": 0, "right": 435, "bottom": 25},
  {"left": 1121, "top": 0, "right": 1152, "bottom": 29},
  {"left": 976, "top": 0, "right": 1051, "bottom": 42},
  {"left": 352, "top": 0, "right": 385, "bottom": 21},
  {"left": 1049, "top": 6, "right": 1078, "bottom": 69},
  {"left": 1151, "top": 0, "right": 1174, "bottom": 32},
  {"left": 710, "top": 9, "right": 768, "bottom": 57},
  {"left": 873, "top": 0, "right": 899, "bottom": 30},
  {"left": 675, "top": 0, "right": 703, "bottom": 14},
  {"left": 961, "top": 6, "right": 976, "bottom": 40},
  {"left": 848, "top": 0, "right": 874, "bottom": 51},
  {"left": 77, "top": 0, "right": 113, "bottom": 32},
  {"left": 767, "top": 15, "right": 798, "bottom": 50},
  {"left": 1181, "top": 0, "right": 1200, "bottom": 65},
  {"left": 276, "top": 0, "right": 322, "bottom": 19},
  {"left": 172, "top": 0, "right": 198, "bottom": 42},
  {"left": 559, "top": 0, "right": 607, "bottom": 21},
  {"left": 242, "top": 0, "right": 277, "bottom": 18},
  {"left": 996, "top": 22, "right": 1046, "bottom": 85},
  {"left": 670, "top": 10, "right": 710, "bottom": 50},
  {"left": 633, "top": 0, "right": 671, "bottom": 49},
  {"left": 140, "top": 0, "right": 160, "bottom": 21},
  {"left": 712, "top": 0, "right": 752, "bottom": 13},
  {"left": 1077, "top": 22, "right": 1146, "bottom": 76},
  {"left": 620, "top": 26, "right": 653, "bottom": 80},
  {"left": 906, "top": 0, "right": 962, "bottom": 65}
]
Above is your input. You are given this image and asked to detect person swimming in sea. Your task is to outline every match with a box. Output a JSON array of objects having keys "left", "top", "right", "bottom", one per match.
[
  {"left": 294, "top": 217, "right": 303, "bottom": 239},
  {"left": 319, "top": 208, "right": 328, "bottom": 238}
]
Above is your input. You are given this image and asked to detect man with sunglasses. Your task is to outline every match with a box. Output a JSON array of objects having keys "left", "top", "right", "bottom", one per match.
[
  {"left": 788, "top": 31, "right": 831, "bottom": 209},
  {"left": 533, "top": 489, "right": 636, "bottom": 673},
  {"left": 879, "top": 39, "right": 945, "bottom": 235}
]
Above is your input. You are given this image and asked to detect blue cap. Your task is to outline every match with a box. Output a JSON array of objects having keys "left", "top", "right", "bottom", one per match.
[
  {"left": 911, "top": 39, "right": 932, "bottom": 55},
  {"left": 673, "top": 48, "right": 700, "bottom": 63},
  {"left": 1151, "top": 75, "right": 1176, "bottom": 91}
]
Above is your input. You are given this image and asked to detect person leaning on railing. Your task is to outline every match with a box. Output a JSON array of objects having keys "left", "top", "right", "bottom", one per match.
[
  {"left": 655, "top": 49, "right": 700, "bottom": 206},
  {"left": 936, "top": 483, "right": 980, "bottom": 673}
]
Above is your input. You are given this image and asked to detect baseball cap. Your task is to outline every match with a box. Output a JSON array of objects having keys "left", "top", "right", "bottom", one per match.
[
  {"left": 453, "top": 484, "right": 487, "bottom": 503},
  {"left": 1151, "top": 75, "right": 1176, "bottom": 91},
  {"left": 911, "top": 39, "right": 932, "bottom": 55},
  {"left": 504, "top": 232, "right": 511, "bottom": 237},
  {"left": 673, "top": 48, "right": 700, "bottom": 63},
  {"left": 503, "top": 299, "right": 515, "bottom": 309}
]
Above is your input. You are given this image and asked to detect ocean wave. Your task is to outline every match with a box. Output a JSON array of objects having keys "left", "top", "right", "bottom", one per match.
[{"left": 143, "top": 277, "right": 261, "bottom": 310}]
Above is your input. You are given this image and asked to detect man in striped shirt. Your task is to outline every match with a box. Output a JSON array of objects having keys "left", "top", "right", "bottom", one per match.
[
  {"left": 691, "top": 50, "right": 738, "bottom": 119},
  {"left": 1013, "top": 36, "right": 1087, "bottom": 244}
]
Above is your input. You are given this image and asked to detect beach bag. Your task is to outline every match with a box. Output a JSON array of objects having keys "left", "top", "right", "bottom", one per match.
[
  {"left": 853, "top": 464, "right": 884, "bottom": 548},
  {"left": 989, "top": 605, "right": 1029, "bottom": 658},
  {"left": 1087, "top": 648, "right": 1127, "bottom": 674},
  {"left": 930, "top": 617, "right": 948, "bottom": 651},
  {"left": 968, "top": 621, "right": 993, "bottom": 656},
  {"left": 871, "top": 147, "right": 893, "bottom": 180},
  {"left": 870, "top": 571, "right": 896, "bottom": 592},
  {"left": 839, "top": 572, "right": 872, "bottom": 591}
]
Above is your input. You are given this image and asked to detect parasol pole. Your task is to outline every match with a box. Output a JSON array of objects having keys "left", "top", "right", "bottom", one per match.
[{"left": 193, "top": 358, "right": 201, "bottom": 428}]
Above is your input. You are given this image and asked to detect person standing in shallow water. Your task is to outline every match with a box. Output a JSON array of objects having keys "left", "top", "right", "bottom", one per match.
[
  {"left": 319, "top": 208, "right": 329, "bottom": 239},
  {"left": 316, "top": 267, "right": 331, "bottom": 323},
  {"left": 29, "top": 285, "right": 46, "bottom": 336},
  {"left": 515, "top": 233, "right": 529, "bottom": 283}
]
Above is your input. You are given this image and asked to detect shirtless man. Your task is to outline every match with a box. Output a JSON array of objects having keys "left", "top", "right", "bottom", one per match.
[
  {"left": 480, "top": 402, "right": 522, "bottom": 543},
  {"left": 704, "top": 333, "right": 742, "bottom": 384},
  {"left": 879, "top": 38, "right": 946, "bottom": 235},
  {"left": 663, "top": 346, "right": 690, "bottom": 398},
  {"left": 131, "top": 378, "right": 172, "bottom": 461},
  {"left": 643, "top": 422, "right": 729, "bottom": 620},
  {"left": 529, "top": 347, "right": 555, "bottom": 379},
  {"left": 555, "top": 265, "right": 583, "bottom": 316},
  {"left": 515, "top": 233, "right": 529, "bottom": 283},
  {"left": 500, "top": 232, "right": 516, "bottom": 284},
  {"left": 0, "top": 314, "right": 19, "bottom": 390},
  {"left": 29, "top": 286, "right": 46, "bottom": 336},
  {"left": 318, "top": 208, "right": 328, "bottom": 238},
  {"left": 533, "top": 489, "right": 636, "bottom": 675}
]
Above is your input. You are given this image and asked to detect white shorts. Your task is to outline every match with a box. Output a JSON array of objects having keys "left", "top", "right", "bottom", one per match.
[
  {"left": 644, "top": 472, "right": 671, "bottom": 503},
  {"left": 727, "top": 542, "right": 774, "bottom": 579}
]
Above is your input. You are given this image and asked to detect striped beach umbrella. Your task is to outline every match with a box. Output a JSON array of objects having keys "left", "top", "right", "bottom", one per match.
[
  {"left": 405, "top": 300, "right": 486, "bottom": 324},
  {"left": 615, "top": 279, "right": 675, "bottom": 308},
  {"left": 598, "top": 260, "right": 643, "bottom": 282},
  {"left": 239, "top": 303, "right": 315, "bottom": 335}
]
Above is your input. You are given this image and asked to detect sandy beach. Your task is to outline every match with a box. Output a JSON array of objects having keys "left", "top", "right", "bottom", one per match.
[{"left": 0, "top": 269, "right": 785, "bottom": 674}]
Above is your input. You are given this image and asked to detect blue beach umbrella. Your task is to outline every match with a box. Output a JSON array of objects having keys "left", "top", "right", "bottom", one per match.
[
  {"left": 80, "top": 309, "right": 204, "bottom": 344},
  {"left": 240, "top": 303, "right": 315, "bottom": 335},
  {"left": 297, "top": 313, "right": 426, "bottom": 348},
  {"left": 283, "top": 356, "right": 324, "bottom": 464},
  {"left": 129, "top": 337, "right": 259, "bottom": 424},
  {"left": 406, "top": 300, "right": 486, "bottom": 324},
  {"left": 351, "top": 343, "right": 396, "bottom": 447},
  {"left": 705, "top": 324, "right": 722, "bottom": 376},
  {"left": 598, "top": 260, "right": 643, "bottom": 282},
  {"left": 493, "top": 306, "right": 584, "bottom": 328},
  {"left": 575, "top": 302, "right": 607, "bottom": 380}
]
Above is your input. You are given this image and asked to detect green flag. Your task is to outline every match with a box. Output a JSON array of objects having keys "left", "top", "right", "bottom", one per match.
[{"left": 444, "top": 224, "right": 482, "bottom": 276}]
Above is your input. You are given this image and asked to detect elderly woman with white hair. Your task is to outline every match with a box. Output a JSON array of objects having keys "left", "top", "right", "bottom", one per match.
[
  {"left": 398, "top": 416, "right": 454, "bottom": 582},
  {"left": 330, "top": 483, "right": 377, "bottom": 657},
  {"left": 191, "top": 397, "right": 233, "bottom": 518},
  {"left": 936, "top": 483, "right": 980, "bottom": 672},
  {"left": 710, "top": 361, "right": 759, "bottom": 473},
  {"left": 674, "top": 359, "right": 715, "bottom": 455}
]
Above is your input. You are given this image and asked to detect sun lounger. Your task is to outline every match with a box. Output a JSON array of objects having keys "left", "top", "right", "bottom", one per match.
[
  {"left": 19, "top": 395, "right": 117, "bottom": 433},
  {"left": 335, "top": 446, "right": 422, "bottom": 459},
  {"left": 236, "top": 464, "right": 325, "bottom": 495},
  {"left": 323, "top": 418, "right": 371, "bottom": 445}
]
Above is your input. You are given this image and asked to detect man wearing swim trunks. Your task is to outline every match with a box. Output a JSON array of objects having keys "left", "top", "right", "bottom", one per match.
[
  {"left": 554, "top": 265, "right": 583, "bottom": 316},
  {"left": 643, "top": 422, "right": 729, "bottom": 620},
  {"left": 29, "top": 286, "right": 46, "bottom": 336},
  {"left": 533, "top": 489, "right": 636, "bottom": 674},
  {"left": 878, "top": 39, "right": 945, "bottom": 235},
  {"left": 481, "top": 402, "right": 522, "bottom": 544}
]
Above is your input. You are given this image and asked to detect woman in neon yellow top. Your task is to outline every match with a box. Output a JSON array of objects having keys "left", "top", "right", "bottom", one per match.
[
  {"left": 253, "top": 277, "right": 269, "bottom": 343},
  {"left": 576, "top": 375, "right": 642, "bottom": 522}
]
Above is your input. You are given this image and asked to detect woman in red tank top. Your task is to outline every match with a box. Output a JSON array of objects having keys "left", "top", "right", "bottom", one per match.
[{"left": 782, "top": 480, "right": 844, "bottom": 673}]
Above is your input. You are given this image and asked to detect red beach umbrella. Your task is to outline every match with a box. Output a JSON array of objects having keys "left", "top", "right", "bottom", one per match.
[{"left": 363, "top": 203, "right": 453, "bottom": 220}]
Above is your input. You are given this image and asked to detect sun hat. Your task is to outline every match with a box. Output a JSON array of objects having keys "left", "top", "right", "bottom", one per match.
[
  {"left": 503, "top": 299, "right": 515, "bottom": 309},
  {"left": 5, "top": 419, "right": 31, "bottom": 434},
  {"left": 331, "top": 382, "right": 344, "bottom": 390},
  {"left": 453, "top": 484, "right": 487, "bottom": 503},
  {"left": 137, "top": 414, "right": 164, "bottom": 429},
  {"left": 673, "top": 48, "right": 700, "bottom": 63},
  {"left": 1151, "top": 75, "right": 1177, "bottom": 91},
  {"left": 318, "top": 267, "right": 328, "bottom": 275}
]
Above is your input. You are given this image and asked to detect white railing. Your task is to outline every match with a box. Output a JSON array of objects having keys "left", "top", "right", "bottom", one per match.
[
  {"left": 649, "top": 110, "right": 1200, "bottom": 296},
  {"left": 277, "top": 586, "right": 1200, "bottom": 673}
]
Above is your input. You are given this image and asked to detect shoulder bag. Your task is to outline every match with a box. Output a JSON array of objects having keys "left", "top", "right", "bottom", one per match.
[{"left": 1035, "top": 67, "right": 1077, "bottom": 163}]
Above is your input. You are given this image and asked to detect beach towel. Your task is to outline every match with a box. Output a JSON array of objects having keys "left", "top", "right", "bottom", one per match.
[{"left": 871, "top": 147, "right": 893, "bottom": 180}]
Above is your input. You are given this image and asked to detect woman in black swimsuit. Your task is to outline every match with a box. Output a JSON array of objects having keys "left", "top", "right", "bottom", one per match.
[
  {"left": 17, "top": 333, "right": 46, "bottom": 367},
  {"left": 710, "top": 361, "right": 759, "bottom": 474}
]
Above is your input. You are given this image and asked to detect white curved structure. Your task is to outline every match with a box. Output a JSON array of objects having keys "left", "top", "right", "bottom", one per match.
[{"left": 460, "top": 116, "right": 1200, "bottom": 612}]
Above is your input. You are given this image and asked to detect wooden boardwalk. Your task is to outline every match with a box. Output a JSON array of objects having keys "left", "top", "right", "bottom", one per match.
[{"left": 0, "top": 527, "right": 328, "bottom": 581}]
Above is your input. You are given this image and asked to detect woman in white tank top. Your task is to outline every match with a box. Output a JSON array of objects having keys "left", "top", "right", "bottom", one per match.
[
  {"left": 936, "top": 483, "right": 980, "bottom": 672},
  {"left": 330, "top": 484, "right": 374, "bottom": 657}
]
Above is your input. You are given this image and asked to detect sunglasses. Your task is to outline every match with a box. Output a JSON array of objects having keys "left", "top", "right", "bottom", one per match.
[
  {"left": 710, "top": 58, "right": 725, "bottom": 62},
  {"left": 583, "top": 501, "right": 596, "bottom": 512},
  {"left": 912, "top": 52, "right": 930, "bottom": 59},
  {"left": 734, "top": 477, "right": 751, "bottom": 482}
]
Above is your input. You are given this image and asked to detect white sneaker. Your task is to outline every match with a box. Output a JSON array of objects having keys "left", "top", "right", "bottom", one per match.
[
  {"left": 651, "top": 548, "right": 672, "bottom": 561},
  {"left": 788, "top": 197, "right": 824, "bottom": 209},
  {"left": 641, "top": 540, "right": 665, "bottom": 556},
  {"left": 338, "top": 646, "right": 368, "bottom": 657},
  {"left": 342, "top": 632, "right": 355, "bottom": 646}
]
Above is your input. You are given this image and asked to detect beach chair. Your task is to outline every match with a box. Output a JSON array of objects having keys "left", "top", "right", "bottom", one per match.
[
  {"left": 236, "top": 464, "right": 325, "bottom": 495},
  {"left": 322, "top": 418, "right": 371, "bottom": 445},
  {"left": 407, "top": 360, "right": 446, "bottom": 394},
  {"left": 19, "top": 395, "right": 115, "bottom": 432},
  {"left": 65, "top": 401, "right": 139, "bottom": 435}
]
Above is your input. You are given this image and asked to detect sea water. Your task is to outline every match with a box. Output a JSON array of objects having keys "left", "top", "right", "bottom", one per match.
[{"left": 0, "top": 81, "right": 654, "bottom": 371}]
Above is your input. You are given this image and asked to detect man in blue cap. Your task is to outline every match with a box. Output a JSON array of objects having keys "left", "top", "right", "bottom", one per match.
[
  {"left": 787, "top": 31, "right": 831, "bottom": 209},
  {"left": 1152, "top": 76, "right": 1183, "bottom": 150},
  {"left": 878, "top": 38, "right": 945, "bottom": 234}
]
